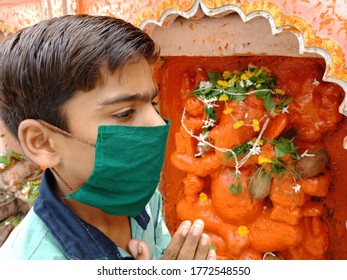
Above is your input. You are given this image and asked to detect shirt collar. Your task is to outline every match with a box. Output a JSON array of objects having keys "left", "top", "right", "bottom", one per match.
[{"left": 34, "top": 169, "right": 150, "bottom": 260}]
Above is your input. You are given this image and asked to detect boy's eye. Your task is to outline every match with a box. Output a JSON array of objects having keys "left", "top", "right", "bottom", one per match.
[{"left": 111, "top": 109, "right": 135, "bottom": 120}]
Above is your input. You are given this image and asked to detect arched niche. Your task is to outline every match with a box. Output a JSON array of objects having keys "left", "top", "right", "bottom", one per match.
[{"left": 140, "top": 3, "right": 347, "bottom": 260}]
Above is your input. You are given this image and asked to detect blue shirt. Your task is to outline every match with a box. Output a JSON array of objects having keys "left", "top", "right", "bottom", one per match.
[{"left": 0, "top": 169, "right": 171, "bottom": 260}]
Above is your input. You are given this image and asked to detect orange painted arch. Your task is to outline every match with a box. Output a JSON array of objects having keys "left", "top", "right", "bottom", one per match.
[{"left": 135, "top": 0, "right": 347, "bottom": 117}]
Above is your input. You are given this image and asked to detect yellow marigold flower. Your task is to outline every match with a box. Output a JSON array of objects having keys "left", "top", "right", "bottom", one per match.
[
  {"left": 245, "top": 70, "right": 254, "bottom": 78},
  {"left": 275, "top": 88, "right": 286, "bottom": 95},
  {"left": 258, "top": 156, "right": 273, "bottom": 164},
  {"left": 237, "top": 226, "right": 249, "bottom": 237},
  {"left": 254, "top": 67, "right": 263, "bottom": 77},
  {"left": 251, "top": 137, "right": 264, "bottom": 145},
  {"left": 252, "top": 119, "right": 260, "bottom": 132},
  {"left": 223, "top": 108, "right": 233, "bottom": 115},
  {"left": 255, "top": 83, "right": 262, "bottom": 89},
  {"left": 228, "top": 75, "right": 239, "bottom": 84},
  {"left": 223, "top": 70, "right": 231, "bottom": 80},
  {"left": 219, "top": 94, "right": 229, "bottom": 101},
  {"left": 217, "top": 80, "right": 229, "bottom": 88},
  {"left": 233, "top": 120, "right": 244, "bottom": 129},
  {"left": 199, "top": 192, "right": 208, "bottom": 203},
  {"left": 241, "top": 73, "right": 249, "bottom": 80}
]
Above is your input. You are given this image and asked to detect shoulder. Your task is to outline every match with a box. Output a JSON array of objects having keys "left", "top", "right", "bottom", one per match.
[
  {"left": 145, "top": 189, "right": 171, "bottom": 259},
  {"left": 0, "top": 208, "right": 67, "bottom": 260},
  {"left": 147, "top": 189, "right": 163, "bottom": 212}
]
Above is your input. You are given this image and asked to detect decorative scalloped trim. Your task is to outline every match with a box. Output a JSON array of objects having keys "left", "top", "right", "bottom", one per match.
[
  {"left": 0, "top": 21, "right": 16, "bottom": 36},
  {"left": 136, "top": 0, "right": 347, "bottom": 118}
]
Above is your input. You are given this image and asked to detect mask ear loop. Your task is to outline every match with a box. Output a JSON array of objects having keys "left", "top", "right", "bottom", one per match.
[
  {"left": 51, "top": 167, "right": 74, "bottom": 194},
  {"left": 37, "top": 119, "right": 96, "bottom": 194},
  {"left": 37, "top": 119, "right": 96, "bottom": 147}
]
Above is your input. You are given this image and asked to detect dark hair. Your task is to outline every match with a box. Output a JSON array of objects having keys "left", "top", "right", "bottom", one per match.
[{"left": 0, "top": 15, "right": 159, "bottom": 138}]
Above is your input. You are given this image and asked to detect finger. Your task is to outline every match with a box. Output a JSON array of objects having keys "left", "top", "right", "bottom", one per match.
[
  {"left": 128, "top": 239, "right": 151, "bottom": 260},
  {"left": 207, "top": 248, "right": 217, "bottom": 260},
  {"left": 194, "top": 233, "right": 211, "bottom": 260},
  {"left": 177, "top": 219, "right": 205, "bottom": 260},
  {"left": 161, "top": 220, "right": 192, "bottom": 260}
]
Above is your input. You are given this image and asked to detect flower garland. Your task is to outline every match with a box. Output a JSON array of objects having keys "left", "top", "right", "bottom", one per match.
[
  {"left": 181, "top": 64, "right": 314, "bottom": 196},
  {"left": 183, "top": 64, "right": 292, "bottom": 164}
]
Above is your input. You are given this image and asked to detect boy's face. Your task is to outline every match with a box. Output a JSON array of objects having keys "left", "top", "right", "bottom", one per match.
[{"left": 55, "top": 57, "right": 164, "bottom": 193}]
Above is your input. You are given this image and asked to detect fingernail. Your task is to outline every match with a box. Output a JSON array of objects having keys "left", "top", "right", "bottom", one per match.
[
  {"left": 137, "top": 243, "right": 143, "bottom": 255},
  {"left": 182, "top": 226, "right": 190, "bottom": 237},
  {"left": 182, "top": 220, "right": 192, "bottom": 227},
  {"left": 201, "top": 233, "right": 210, "bottom": 246},
  {"left": 208, "top": 249, "right": 217, "bottom": 260},
  {"left": 180, "top": 220, "right": 191, "bottom": 237},
  {"left": 192, "top": 219, "right": 204, "bottom": 236}
]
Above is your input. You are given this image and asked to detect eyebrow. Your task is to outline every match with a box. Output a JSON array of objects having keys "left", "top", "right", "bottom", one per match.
[{"left": 98, "top": 88, "right": 158, "bottom": 107}]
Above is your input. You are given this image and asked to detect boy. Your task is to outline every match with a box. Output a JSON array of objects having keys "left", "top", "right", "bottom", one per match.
[{"left": 0, "top": 15, "right": 215, "bottom": 260}]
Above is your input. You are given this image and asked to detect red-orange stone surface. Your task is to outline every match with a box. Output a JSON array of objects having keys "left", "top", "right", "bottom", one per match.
[{"left": 156, "top": 56, "right": 347, "bottom": 259}]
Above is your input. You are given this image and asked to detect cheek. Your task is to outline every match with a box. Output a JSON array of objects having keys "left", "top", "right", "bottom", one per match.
[{"left": 64, "top": 142, "right": 96, "bottom": 182}]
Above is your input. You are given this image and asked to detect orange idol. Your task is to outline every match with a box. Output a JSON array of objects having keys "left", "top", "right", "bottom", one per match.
[{"left": 158, "top": 56, "right": 346, "bottom": 260}]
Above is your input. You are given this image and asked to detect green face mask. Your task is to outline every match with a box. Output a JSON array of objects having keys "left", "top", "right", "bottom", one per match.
[{"left": 42, "top": 119, "right": 170, "bottom": 217}]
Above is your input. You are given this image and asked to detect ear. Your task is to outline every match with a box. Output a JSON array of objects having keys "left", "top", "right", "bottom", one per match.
[{"left": 18, "top": 119, "right": 61, "bottom": 168}]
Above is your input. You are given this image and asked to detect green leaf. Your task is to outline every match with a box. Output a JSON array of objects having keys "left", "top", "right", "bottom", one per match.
[
  {"left": 281, "top": 97, "right": 294, "bottom": 107},
  {"left": 230, "top": 181, "right": 242, "bottom": 194},
  {"left": 204, "top": 106, "right": 216, "bottom": 120},
  {"left": 236, "top": 83, "right": 247, "bottom": 94},
  {"left": 255, "top": 90, "right": 270, "bottom": 98},
  {"left": 226, "top": 87, "right": 240, "bottom": 94},
  {"left": 28, "top": 186, "right": 40, "bottom": 206},
  {"left": 249, "top": 76, "right": 259, "bottom": 83},
  {"left": 234, "top": 94, "right": 247, "bottom": 102},
  {"left": 189, "top": 92, "right": 201, "bottom": 98},
  {"left": 207, "top": 71, "right": 222, "bottom": 85},
  {"left": 274, "top": 137, "right": 299, "bottom": 159},
  {"left": 211, "top": 91, "right": 221, "bottom": 97},
  {"left": 263, "top": 93, "right": 275, "bottom": 111},
  {"left": 232, "top": 142, "right": 253, "bottom": 156},
  {"left": 8, "top": 151, "right": 23, "bottom": 159},
  {"left": 275, "top": 143, "right": 289, "bottom": 157},
  {"left": 201, "top": 87, "right": 212, "bottom": 95},
  {"left": 271, "top": 159, "right": 287, "bottom": 175},
  {"left": 230, "top": 172, "right": 237, "bottom": 178},
  {"left": 0, "top": 155, "right": 11, "bottom": 166}
]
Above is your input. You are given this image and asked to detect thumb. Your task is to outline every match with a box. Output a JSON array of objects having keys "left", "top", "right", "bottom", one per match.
[{"left": 128, "top": 239, "right": 151, "bottom": 260}]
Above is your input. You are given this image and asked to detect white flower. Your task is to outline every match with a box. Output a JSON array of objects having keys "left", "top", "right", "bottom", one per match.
[
  {"left": 292, "top": 184, "right": 301, "bottom": 193},
  {"left": 245, "top": 80, "right": 253, "bottom": 87},
  {"left": 300, "top": 150, "right": 315, "bottom": 158},
  {"left": 202, "top": 119, "right": 216, "bottom": 129},
  {"left": 195, "top": 133, "right": 209, "bottom": 157},
  {"left": 312, "top": 79, "right": 320, "bottom": 86},
  {"left": 197, "top": 132, "right": 209, "bottom": 145},
  {"left": 250, "top": 144, "right": 261, "bottom": 155},
  {"left": 198, "top": 96, "right": 219, "bottom": 109},
  {"left": 281, "top": 106, "right": 289, "bottom": 114},
  {"left": 198, "top": 81, "right": 212, "bottom": 90},
  {"left": 194, "top": 150, "right": 204, "bottom": 157}
]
